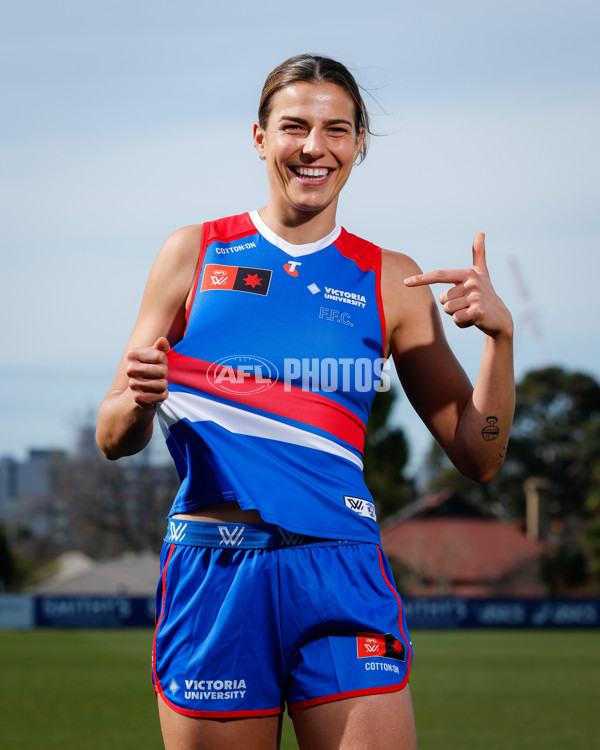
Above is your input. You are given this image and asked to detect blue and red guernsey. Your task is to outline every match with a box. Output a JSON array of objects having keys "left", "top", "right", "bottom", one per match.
[{"left": 157, "top": 211, "right": 388, "bottom": 543}]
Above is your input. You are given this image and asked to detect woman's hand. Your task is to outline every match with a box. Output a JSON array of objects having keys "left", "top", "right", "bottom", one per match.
[
  {"left": 404, "top": 233, "right": 513, "bottom": 339},
  {"left": 126, "top": 337, "right": 171, "bottom": 410},
  {"left": 96, "top": 224, "right": 201, "bottom": 459},
  {"left": 386, "top": 233, "right": 515, "bottom": 482}
]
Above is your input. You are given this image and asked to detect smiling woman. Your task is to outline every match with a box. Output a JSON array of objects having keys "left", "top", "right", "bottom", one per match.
[
  {"left": 257, "top": 54, "right": 372, "bottom": 161},
  {"left": 253, "top": 81, "right": 364, "bottom": 238},
  {"left": 96, "top": 53, "right": 514, "bottom": 750}
]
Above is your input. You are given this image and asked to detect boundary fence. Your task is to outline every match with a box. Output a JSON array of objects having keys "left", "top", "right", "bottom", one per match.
[{"left": 1, "top": 594, "right": 599, "bottom": 629}]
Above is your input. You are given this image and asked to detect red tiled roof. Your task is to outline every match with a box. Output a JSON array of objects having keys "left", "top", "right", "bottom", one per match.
[{"left": 381, "top": 517, "right": 546, "bottom": 584}]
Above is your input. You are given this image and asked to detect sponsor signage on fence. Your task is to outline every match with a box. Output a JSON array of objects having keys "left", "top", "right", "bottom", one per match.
[
  {"left": 34, "top": 596, "right": 155, "bottom": 628},
  {"left": 1, "top": 596, "right": 599, "bottom": 629},
  {"left": 0, "top": 594, "right": 35, "bottom": 629},
  {"left": 403, "top": 598, "right": 600, "bottom": 628}
]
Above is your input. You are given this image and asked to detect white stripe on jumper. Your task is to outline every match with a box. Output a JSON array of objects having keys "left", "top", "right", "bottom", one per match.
[{"left": 157, "top": 390, "right": 363, "bottom": 469}]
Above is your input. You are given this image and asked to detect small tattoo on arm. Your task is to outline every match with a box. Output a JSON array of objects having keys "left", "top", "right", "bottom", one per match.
[
  {"left": 499, "top": 445, "right": 507, "bottom": 459},
  {"left": 481, "top": 416, "right": 500, "bottom": 441}
]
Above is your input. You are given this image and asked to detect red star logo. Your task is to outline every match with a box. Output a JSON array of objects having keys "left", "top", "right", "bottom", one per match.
[
  {"left": 392, "top": 640, "right": 402, "bottom": 654},
  {"left": 243, "top": 273, "right": 262, "bottom": 288}
]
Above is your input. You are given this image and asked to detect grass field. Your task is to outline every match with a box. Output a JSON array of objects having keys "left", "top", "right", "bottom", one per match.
[{"left": 0, "top": 628, "right": 598, "bottom": 749}]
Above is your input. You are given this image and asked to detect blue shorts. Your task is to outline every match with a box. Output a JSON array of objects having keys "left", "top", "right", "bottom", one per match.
[{"left": 152, "top": 520, "right": 413, "bottom": 718}]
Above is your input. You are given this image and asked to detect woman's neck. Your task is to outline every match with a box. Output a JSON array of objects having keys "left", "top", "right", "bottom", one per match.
[{"left": 257, "top": 202, "right": 338, "bottom": 245}]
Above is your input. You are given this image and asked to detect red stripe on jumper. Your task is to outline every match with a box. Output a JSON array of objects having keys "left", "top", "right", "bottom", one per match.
[
  {"left": 335, "top": 229, "right": 386, "bottom": 359},
  {"left": 185, "top": 213, "right": 259, "bottom": 327},
  {"left": 167, "top": 350, "right": 367, "bottom": 454}
]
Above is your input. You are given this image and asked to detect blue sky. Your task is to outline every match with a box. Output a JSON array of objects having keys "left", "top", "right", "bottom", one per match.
[{"left": 2, "top": 0, "right": 599, "bottom": 474}]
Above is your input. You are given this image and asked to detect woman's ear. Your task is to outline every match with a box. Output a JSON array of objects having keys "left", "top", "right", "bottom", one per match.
[
  {"left": 354, "top": 126, "right": 365, "bottom": 163},
  {"left": 253, "top": 122, "right": 266, "bottom": 160}
]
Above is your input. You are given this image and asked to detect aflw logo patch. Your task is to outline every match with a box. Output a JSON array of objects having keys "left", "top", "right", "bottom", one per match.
[
  {"left": 344, "top": 495, "right": 377, "bottom": 521},
  {"left": 357, "top": 633, "right": 406, "bottom": 662},
  {"left": 200, "top": 264, "right": 272, "bottom": 295}
]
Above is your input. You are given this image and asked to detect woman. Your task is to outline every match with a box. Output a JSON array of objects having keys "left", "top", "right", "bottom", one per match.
[{"left": 97, "top": 54, "right": 514, "bottom": 750}]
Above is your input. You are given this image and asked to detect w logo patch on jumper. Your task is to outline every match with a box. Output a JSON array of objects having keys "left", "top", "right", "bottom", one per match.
[
  {"left": 356, "top": 633, "right": 406, "bottom": 662},
  {"left": 200, "top": 264, "right": 272, "bottom": 295},
  {"left": 344, "top": 495, "right": 377, "bottom": 521}
]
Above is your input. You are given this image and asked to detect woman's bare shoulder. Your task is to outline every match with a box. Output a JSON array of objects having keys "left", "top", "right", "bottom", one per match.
[
  {"left": 133, "top": 223, "right": 204, "bottom": 338},
  {"left": 156, "top": 223, "right": 204, "bottom": 265},
  {"left": 380, "top": 246, "right": 438, "bottom": 349},
  {"left": 381, "top": 246, "right": 423, "bottom": 278}
]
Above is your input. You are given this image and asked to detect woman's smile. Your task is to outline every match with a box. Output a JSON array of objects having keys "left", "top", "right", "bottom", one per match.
[
  {"left": 289, "top": 165, "right": 334, "bottom": 183},
  {"left": 253, "top": 81, "right": 364, "bottom": 232}
]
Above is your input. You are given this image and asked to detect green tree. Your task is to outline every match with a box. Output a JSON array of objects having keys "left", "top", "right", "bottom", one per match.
[
  {"left": 363, "top": 386, "right": 415, "bottom": 521},
  {"left": 0, "top": 524, "right": 30, "bottom": 591},
  {"left": 424, "top": 366, "right": 600, "bottom": 593},
  {"left": 509, "top": 367, "right": 600, "bottom": 516},
  {"left": 425, "top": 366, "right": 600, "bottom": 518}
]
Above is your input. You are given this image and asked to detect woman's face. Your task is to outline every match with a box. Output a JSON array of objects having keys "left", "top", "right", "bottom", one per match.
[{"left": 253, "top": 81, "right": 364, "bottom": 220}]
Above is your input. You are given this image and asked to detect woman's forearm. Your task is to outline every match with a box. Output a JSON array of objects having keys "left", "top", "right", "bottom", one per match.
[
  {"left": 452, "top": 329, "right": 515, "bottom": 482},
  {"left": 96, "top": 389, "right": 157, "bottom": 460}
]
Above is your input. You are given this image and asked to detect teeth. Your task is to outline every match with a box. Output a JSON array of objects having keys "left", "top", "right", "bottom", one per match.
[{"left": 296, "top": 167, "right": 329, "bottom": 177}]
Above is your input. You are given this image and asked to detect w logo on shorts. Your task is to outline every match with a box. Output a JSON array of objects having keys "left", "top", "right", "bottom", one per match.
[
  {"left": 218, "top": 525, "right": 245, "bottom": 546},
  {"left": 278, "top": 529, "right": 306, "bottom": 546},
  {"left": 168, "top": 521, "right": 188, "bottom": 542}
]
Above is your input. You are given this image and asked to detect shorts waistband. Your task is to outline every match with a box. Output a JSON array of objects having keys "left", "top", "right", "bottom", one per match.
[{"left": 165, "top": 519, "right": 352, "bottom": 549}]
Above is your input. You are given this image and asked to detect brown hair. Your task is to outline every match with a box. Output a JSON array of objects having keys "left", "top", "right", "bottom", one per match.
[{"left": 258, "top": 54, "right": 372, "bottom": 164}]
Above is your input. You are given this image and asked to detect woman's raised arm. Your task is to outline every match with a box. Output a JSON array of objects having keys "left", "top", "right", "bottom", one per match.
[
  {"left": 384, "top": 233, "right": 515, "bottom": 482},
  {"left": 96, "top": 224, "right": 202, "bottom": 459}
]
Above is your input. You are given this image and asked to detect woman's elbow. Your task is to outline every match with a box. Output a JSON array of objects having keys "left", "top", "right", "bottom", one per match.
[
  {"left": 457, "top": 457, "right": 503, "bottom": 484},
  {"left": 95, "top": 428, "right": 121, "bottom": 461}
]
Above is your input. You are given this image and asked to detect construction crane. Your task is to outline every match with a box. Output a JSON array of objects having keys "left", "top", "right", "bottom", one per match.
[{"left": 508, "top": 255, "right": 548, "bottom": 364}]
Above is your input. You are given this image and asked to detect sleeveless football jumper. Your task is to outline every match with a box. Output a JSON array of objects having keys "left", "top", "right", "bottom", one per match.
[
  {"left": 157, "top": 211, "right": 388, "bottom": 544},
  {"left": 152, "top": 213, "right": 414, "bottom": 716}
]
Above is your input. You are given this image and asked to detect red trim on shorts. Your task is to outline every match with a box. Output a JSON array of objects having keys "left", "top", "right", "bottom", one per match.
[
  {"left": 152, "top": 543, "right": 281, "bottom": 719},
  {"left": 376, "top": 546, "right": 413, "bottom": 674},
  {"left": 152, "top": 543, "right": 176, "bottom": 694},
  {"left": 289, "top": 547, "right": 412, "bottom": 714},
  {"left": 155, "top": 689, "right": 281, "bottom": 719},
  {"left": 288, "top": 680, "right": 408, "bottom": 713}
]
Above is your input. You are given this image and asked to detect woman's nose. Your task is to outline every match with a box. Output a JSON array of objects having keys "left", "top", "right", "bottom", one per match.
[{"left": 301, "top": 128, "right": 325, "bottom": 158}]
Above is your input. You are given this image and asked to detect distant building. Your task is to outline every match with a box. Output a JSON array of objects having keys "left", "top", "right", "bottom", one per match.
[
  {"left": 27, "top": 550, "right": 160, "bottom": 595},
  {"left": 0, "top": 457, "right": 19, "bottom": 524},
  {"left": 0, "top": 428, "right": 179, "bottom": 564},
  {"left": 381, "top": 490, "right": 547, "bottom": 597},
  {"left": 0, "top": 450, "right": 67, "bottom": 536}
]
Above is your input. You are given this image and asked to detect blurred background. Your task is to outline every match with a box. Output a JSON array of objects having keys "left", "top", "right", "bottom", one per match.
[
  {"left": 1, "top": 0, "right": 599, "bottom": 597},
  {"left": 1, "top": 5, "right": 599, "bottom": 750}
]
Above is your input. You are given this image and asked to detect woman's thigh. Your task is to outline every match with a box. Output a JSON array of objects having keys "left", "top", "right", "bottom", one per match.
[
  {"left": 158, "top": 698, "right": 283, "bottom": 750},
  {"left": 291, "top": 687, "right": 418, "bottom": 750}
]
